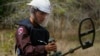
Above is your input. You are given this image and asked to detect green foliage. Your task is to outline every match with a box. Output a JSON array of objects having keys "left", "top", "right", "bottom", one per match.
[
  {"left": 0, "top": 0, "right": 14, "bottom": 17},
  {"left": 0, "top": 0, "right": 28, "bottom": 29},
  {"left": 0, "top": 0, "right": 100, "bottom": 29}
]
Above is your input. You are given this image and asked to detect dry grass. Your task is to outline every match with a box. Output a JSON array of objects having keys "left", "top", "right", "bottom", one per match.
[
  {"left": 0, "top": 29, "right": 100, "bottom": 56},
  {"left": 57, "top": 40, "right": 100, "bottom": 56}
]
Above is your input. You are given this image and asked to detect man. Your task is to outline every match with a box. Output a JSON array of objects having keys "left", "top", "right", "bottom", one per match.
[{"left": 15, "top": 0, "right": 57, "bottom": 56}]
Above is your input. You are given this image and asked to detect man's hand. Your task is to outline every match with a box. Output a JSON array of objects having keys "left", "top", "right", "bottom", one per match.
[{"left": 45, "top": 42, "right": 57, "bottom": 52}]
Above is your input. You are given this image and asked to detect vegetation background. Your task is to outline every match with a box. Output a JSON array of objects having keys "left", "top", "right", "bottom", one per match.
[{"left": 0, "top": 0, "right": 100, "bottom": 56}]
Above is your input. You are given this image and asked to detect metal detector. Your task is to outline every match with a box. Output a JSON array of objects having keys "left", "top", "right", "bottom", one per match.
[{"left": 61, "top": 18, "right": 95, "bottom": 56}]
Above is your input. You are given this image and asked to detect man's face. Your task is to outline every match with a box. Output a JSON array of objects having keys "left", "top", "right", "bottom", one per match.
[{"left": 35, "top": 11, "right": 48, "bottom": 24}]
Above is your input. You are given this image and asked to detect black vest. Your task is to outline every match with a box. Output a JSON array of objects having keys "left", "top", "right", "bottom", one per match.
[{"left": 17, "top": 19, "right": 49, "bottom": 45}]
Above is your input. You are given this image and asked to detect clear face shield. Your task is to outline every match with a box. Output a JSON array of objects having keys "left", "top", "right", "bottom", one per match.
[
  {"left": 40, "top": 14, "right": 50, "bottom": 27},
  {"left": 30, "top": 6, "right": 51, "bottom": 27}
]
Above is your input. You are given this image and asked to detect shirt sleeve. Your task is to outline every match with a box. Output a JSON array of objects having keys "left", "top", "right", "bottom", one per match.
[{"left": 16, "top": 26, "right": 46, "bottom": 56}]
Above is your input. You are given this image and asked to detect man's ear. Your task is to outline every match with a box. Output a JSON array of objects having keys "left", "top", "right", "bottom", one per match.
[{"left": 30, "top": 13, "right": 35, "bottom": 19}]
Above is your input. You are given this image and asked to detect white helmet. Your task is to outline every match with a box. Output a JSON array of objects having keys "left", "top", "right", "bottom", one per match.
[{"left": 27, "top": 0, "right": 51, "bottom": 14}]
